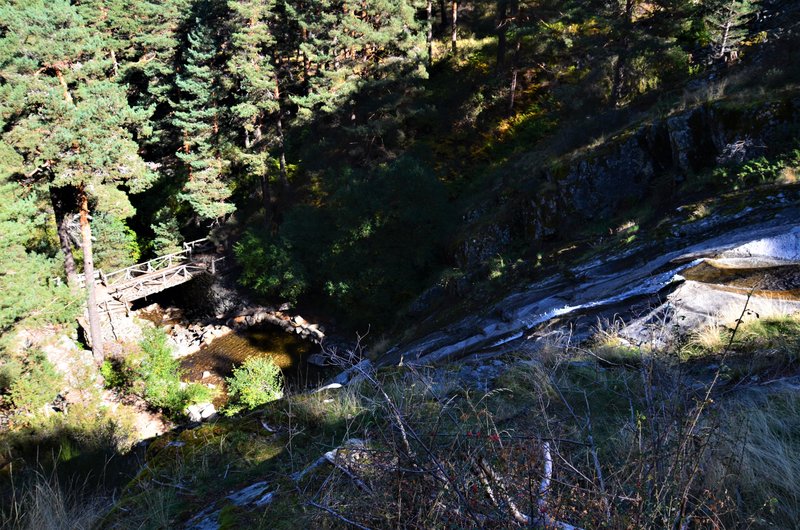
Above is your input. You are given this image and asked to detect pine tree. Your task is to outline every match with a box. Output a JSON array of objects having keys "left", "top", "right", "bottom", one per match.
[
  {"left": 77, "top": 0, "right": 194, "bottom": 143},
  {"left": 226, "top": 0, "right": 284, "bottom": 226},
  {"left": 0, "top": 141, "right": 77, "bottom": 341},
  {"left": 292, "top": 0, "right": 428, "bottom": 160},
  {"left": 173, "top": 21, "right": 234, "bottom": 221},
  {"left": 704, "top": 0, "right": 756, "bottom": 60},
  {"left": 294, "top": 0, "right": 427, "bottom": 119},
  {"left": 0, "top": 0, "right": 155, "bottom": 361}
]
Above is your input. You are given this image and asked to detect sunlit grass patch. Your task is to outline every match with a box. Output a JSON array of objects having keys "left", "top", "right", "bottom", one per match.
[
  {"left": 685, "top": 320, "right": 729, "bottom": 356},
  {"left": 590, "top": 322, "right": 643, "bottom": 365}
]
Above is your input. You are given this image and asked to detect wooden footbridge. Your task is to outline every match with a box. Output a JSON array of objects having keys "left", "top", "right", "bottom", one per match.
[{"left": 79, "top": 238, "right": 225, "bottom": 315}]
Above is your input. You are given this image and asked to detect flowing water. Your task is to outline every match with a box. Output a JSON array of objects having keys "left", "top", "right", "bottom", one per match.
[{"left": 180, "top": 326, "right": 325, "bottom": 403}]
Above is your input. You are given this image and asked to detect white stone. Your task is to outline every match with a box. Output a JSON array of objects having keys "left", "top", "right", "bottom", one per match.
[
  {"left": 200, "top": 403, "right": 217, "bottom": 419},
  {"left": 187, "top": 404, "right": 203, "bottom": 422}
]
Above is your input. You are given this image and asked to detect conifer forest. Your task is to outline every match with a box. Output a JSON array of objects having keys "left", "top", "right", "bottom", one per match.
[{"left": 1, "top": 0, "right": 800, "bottom": 528}]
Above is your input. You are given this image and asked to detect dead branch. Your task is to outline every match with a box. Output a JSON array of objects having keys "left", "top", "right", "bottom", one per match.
[
  {"left": 308, "top": 499, "right": 375, "bottom": 530},
  {"left": 291, "top": 439, "right": 372, "bottom": 493}
]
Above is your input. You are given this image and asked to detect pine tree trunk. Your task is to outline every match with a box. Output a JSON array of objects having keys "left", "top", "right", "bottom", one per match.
[
  {"left": 302, "top": 28, "right": 311, "bottom": 84},
  {"left": 611, "top": 0, "right": 634, "bottom": 107},
  {"left": 55, "top": 68, "right": 73, "bottom": 105},
  {"left": 611, "top": 51, "right": 627, "bottom": 106},
  {"left": 274, "top": 83, "right": 289, "bottom": 191},
  {"left": 508, "top": 39, "right": 521, "bottom": 115},
  {"left": 49, "top": 185, "right": 78, "bottom": 284},
  {"left": 496, "top": 0, "right": 508, "bottom": 72},
  {"left": 277, "top": 113, "right": 288, "bottom": 191},
  {"left": 720, "top": 18, "right": 733, "bottom": 58},
  {"left": 79, "top": 187, "right": 104, "bottom": 363},
  {"left": 427, "top": 0, "right": 434, "bottom": 67},
  {"left": 439, "top": 0, "right": 448, "bottom": 32},
  {"left": 451, "top": 0, "right": 458, "bottom": 53},
  {"left": 261, "top": 174, "right": 274, "bottom": 231}
]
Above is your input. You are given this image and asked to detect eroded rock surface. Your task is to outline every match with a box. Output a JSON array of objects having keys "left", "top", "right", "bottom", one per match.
[{"left": 384, "top": 197, "right": 800, "bottom": 366}]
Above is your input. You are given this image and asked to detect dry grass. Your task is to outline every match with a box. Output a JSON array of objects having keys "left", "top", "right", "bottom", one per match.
[
  {"left": 688, "top": 202, "right": 712, "bottom": 221},
  {"left": 688, "top": 320, "right": 728, "bottom": 353},
  {"left": 69, "top": 305, "right": 800, "bottom": 529},
  {"left": 3, "top": 473, "right": 108, "bottom": 530},
  {"left": 779, "top": 165, "right": 798, "bottom": 184},
  {"left": 706, "top": 386, "right": 800, "bottom": 528}
]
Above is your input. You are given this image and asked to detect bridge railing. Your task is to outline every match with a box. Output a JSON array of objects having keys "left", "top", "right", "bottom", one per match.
[
  {"left": 76, "top": 238, "right": 214, "bottom": 288},
  {"left": 103, "top": 251, "right": 190, "bottom": 285}
]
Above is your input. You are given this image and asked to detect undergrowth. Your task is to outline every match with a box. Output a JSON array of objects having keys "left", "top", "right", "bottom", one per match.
[{"left": 93, "top": 308, "right": 800, "bottom": 529}]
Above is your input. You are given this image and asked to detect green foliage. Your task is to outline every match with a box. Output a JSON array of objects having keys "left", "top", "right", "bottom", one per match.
[
  {"left": 703, "top": 0, "right": 758, "bottom": 59},
  {"left": 132, "top": 327, "right": 212, "bottom": 416},
  {"left": 149, "top": 207, "right": 184, "bottom": 255},
  {"left": 236, "top": 156, "right": 456, "bottom": 327},
  {"left": 0, "top": 358, "right": 22, "bottom": 392},
  {"left": 0, "top": 0, "right": 156, "bottom": 214},
  {"left": 708, "top": 150, "right": 800, "bottom": 190},
  {"left": 9, "top": 352, "right": 61, "bottom": 414},
  {"left": 234, "top": 232, "right": 308, "bottom": 302},
  {"left": 293, "top": 0, "right": 427, "bottom": 120},
  {"left": 91, "top": 213, "right": 141, "bottom": 271},
  {"left": 173, "top": 19, "right": 233, "bottom": 220},
  {"left": 0, "top": 143, "right": 78, "bottom": 339},
  {"left": 100, "top": 359, "right": 128, "bottom": 390},
  {"left": 225, "top": 357, "right": 284, "bottom": 415}
]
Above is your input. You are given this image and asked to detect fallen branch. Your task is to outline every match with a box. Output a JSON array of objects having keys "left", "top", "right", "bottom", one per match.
[
  {"left": 291, "top": 439, "right": 372, "bottom": 492},
  {"left": 473, "top": 443, "right": 584, "bottom": 530},
  {"left": 307, "top": 499, "right": 374, "bottom": 530}
]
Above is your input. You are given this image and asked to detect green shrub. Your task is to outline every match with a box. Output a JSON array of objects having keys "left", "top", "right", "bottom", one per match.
[
  {"left": 9, "top": 353, "right": 61, "bottom": 413},
  {"left": 234, "top": 231, "right": 308, "bottom": 302},
  {"left": 0, "top": 357, "right": 22, "bottom": 392},
  {"left": 225, "top": 357, "right": 283, "bottom": 415},
  {"left": 133, "top": 328, "right": 212, "bottom": 416},
  {"left": 100, "top": 359, "right": 129, "bottom": 389}
]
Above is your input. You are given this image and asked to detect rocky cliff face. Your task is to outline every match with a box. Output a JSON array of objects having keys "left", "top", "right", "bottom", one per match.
[
  {"left": 456, "top": 96, "right": 800, "bottom": 269},
  {"left": 395, "top": 95, "right": 800, "bottom": 366}
]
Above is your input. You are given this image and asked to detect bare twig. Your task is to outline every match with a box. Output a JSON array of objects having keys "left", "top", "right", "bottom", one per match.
[{"left": 307, "top": 499, "right": 374, "bottom": 530}]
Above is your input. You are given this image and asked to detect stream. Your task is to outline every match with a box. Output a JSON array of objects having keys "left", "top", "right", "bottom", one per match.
[{"left": 179, "top": 325, "right": 326, "bottom": 404}]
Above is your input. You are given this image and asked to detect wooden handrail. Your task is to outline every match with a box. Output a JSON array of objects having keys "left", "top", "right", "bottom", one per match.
[{"left": 86, "top": 237, "right": 212, "bottom": 287}]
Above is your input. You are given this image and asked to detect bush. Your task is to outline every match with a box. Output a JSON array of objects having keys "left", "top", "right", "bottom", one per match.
[
  {"left": 225, "top": 357, "right": 283, "bottom": 415},
  {"left": 100, "top": 359, "right": 129, "bottom": 389},
  {"left": 0, "top": 357, "right": 22, "bottom": 392},
  {"left": 8, "top": 353, "right": 61, "bottom": 414},
  {"left": 234, "top": 231, "right": 308, "bottom": 302},
  {"left": 133, "top": 328, "right": 212, "bottom": 417}
]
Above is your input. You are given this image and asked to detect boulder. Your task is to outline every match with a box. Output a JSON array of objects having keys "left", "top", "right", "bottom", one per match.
[
  {"left": 187, "top": 402, "right": 216, "bottom": 423},
  {"left": 329, "top": 360, "right": 373, "bottom": 386}
]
